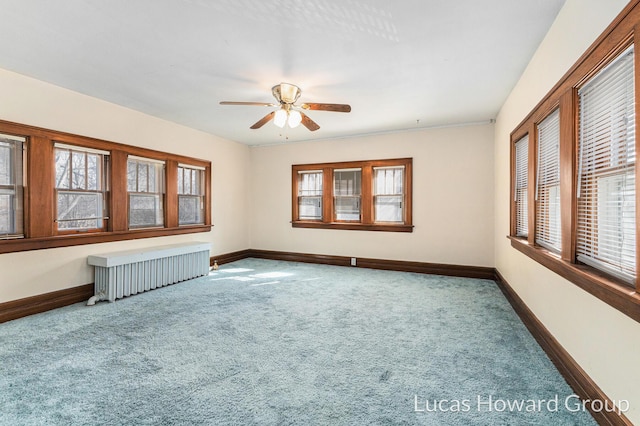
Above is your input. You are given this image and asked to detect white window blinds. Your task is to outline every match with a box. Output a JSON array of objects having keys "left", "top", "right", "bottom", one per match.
[
  {"left": 536, "top": 109, "right": 561, "bottom": 252},
  {"left": 515, "top": 135, "right": 529, "bottom": 237},
  {"left": 577, "top": 45, "right": 636, "bottom": 284}
]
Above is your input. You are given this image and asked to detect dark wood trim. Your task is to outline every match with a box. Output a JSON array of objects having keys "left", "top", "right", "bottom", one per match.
[
  {"left": 559, "top": 89, "right": 577, "bottom": 263},
  {"left": 247, "top": 249, "right": 351, "bottom": 267},
  {"left": 509, "top": 134, "right": 517, "bottom": 236},
  {"left": 292, "top": 158, "right": 413, "bottom": 231},
  {"left": 355, "top": 256, "right": 495, "bottom": 280},
  {"left": 0, "top": 119, "right": 212, "bottom": 254},
  {"left": 322, "top": 167, "right": 333, "bottom": 222},
  {"left": 26, "top": 136, "right": 54, "bottom": 238},
  {"left": 527, "top": 122, "right": 537, "bottom": 245},
  {"left": 165, "top": 160, "right": 179, "bottom": 229},
  {"left": 244, "top": 249, "right": 494, "bottom": 280},
  {"left": 211, "top": 249, "right": 253, "bottom": 265},
  {"left": 291, "top": 221, "right": 414, "bottom": 232},
  {"left": 204, "top": 164, "right": 212, "bottom": 226},
  {"left": 509, "top": 236, "right": 640, "bottom": 324},
  {"left": 494, "top": 270, "right": 633, "bottom": 426},
  {"left": 0, "top": 225, "right": 211, "bottom": 254},
  {"left": 110, "top": 149, "right": 129, "bottom": 231},
  {"left": 0, "top": 284, "right": 93, "bottom": 324},
  {"left": 362, "top": 165, "right": 373, "bottom": 224}
]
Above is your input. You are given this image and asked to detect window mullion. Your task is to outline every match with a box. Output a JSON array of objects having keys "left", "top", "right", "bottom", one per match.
[
  {"left": 361, "top": 165, "right": 373, "bottom": 224},
  {"left": 322, "top": 167, "right": 332, "bottom": 223},
  {"left": 560, "top": 89, "right": 577, "bottom": 262}
]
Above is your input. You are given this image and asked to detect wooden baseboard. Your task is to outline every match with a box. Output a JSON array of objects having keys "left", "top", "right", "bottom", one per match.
[
  {"left": 211, "top": 249, "right": 253, "bottom": 265},
  {"left": 238, "top": 249, "right": 496, "bottom": 280},
  {"left": 247, "top": 249, "right": 351, "bottom": 267},
  {"left": 0, "top": 284, "right": 93, "bottom": 324},
  {"left": 494, "top": 270, "right": 632, "bottom": 426}
]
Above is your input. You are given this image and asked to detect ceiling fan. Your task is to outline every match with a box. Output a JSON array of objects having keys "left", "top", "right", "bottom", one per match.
[{"left": 220, "top": 83, "right": 351, "bottom": 131}]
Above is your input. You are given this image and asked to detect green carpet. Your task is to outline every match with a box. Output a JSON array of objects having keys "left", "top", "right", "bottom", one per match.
[{"left": 0, "top": 258, "right": 595, "bottom": 425}]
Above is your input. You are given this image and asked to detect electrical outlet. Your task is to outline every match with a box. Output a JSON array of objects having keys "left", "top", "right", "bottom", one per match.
[{"left": 351, "top": 257, "right": 357, "bottom": 266}]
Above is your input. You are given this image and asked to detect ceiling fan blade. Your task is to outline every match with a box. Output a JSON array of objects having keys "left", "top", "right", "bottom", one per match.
[
  {"left": 300, "top": 112, "right": 320, "bottom": 131},
  {"left": 220, "top": 101, "right": 277, "bottom": 107},
  {"left": 250, "top": 111, "right": 276, "bottom": 129},
  {"left": 300, "top": 103, "right": 351, "bottom": 113}
]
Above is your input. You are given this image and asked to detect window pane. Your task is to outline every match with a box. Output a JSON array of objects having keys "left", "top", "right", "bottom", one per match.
[
  {"left": 299, "top": 196, "right": 322, "bottom": 220},
  {"left": 335, "top": 196, "right": 360, "bottom": 221},
  {"left": 375, "top": 195, "right": 403, "bottom": 222},
  {"left": 129, "top": 194, "right": 164, "bottom": 228},
  {"left": 334, "top": 169, "right": 361, "bottom": 221},
  {"left": 87, "top": 154, "right": 99, "bottom": 191},
  {"left": 577, "top": 45, "right": 635, "bottom": 283},
  {"left": 57, "top": 191, "right": 102, "bottom": 230},
  {"left": 55, "top": 149, "right": 70, "bottom": 189},
  {"left": 0, "top": 135, "right": 24, "bottom": 237},
  {"left": 334, "top": 170, "right": 361, "bottom": 195},
  {"left": 71, "top": 151, "right": 86, "bottom": 190},
  {"left": 0, "top": 193, "right": 11, "bottom": 234},
  {"left": 374, "top": 167, "right": 404, "bottom": 195},
  {"left": 191, "top": 170, "right": 199, "bottom": 195},
  {"left": 137, "top": 162, "right": 148, "bottom": 192},
  {"left": 127, "top": 159, "right": 137, "bottom": 191},
  {"left": 298, "top": 171, "right": 322, "bottom": 196},
  {"left": 178, "top": 195, "right": 204, "bottom": 225},
  {"left": 0, "top": 144, "right": 10, "bottom": 185},
  {"left": 514, "top": 135, "right": 529, "bottom": 237},
  {"left": 535, "top": 109, "right": 561, "bottom": 253},
  {"left": 374, "top": 167, "right": 404, "bottom": 223},
  {"left": 178, "top": 167, "right": 185, "bottom": 194}
]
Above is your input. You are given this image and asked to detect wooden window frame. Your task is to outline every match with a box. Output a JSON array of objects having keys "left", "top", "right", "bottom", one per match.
[
  {"left": 0, "top": 134, "right": 25, "bottom": 239},
  {"left": 0, "top": 119, "right": 212, "bottom": 254},
  {"left": 508, "top": 1, "right": 640, "bottom": 323},
  {"left": 127, "top": 157, "right": 166, "bottom": 229},
  {"left": 177, "top": 164, "right": 206, "bottom": 226},
  {"left": 53, "top": 145, "right": 110, "bottom": 235},
  {"left": 292, "top": 158, "right": 413, "bottom": 232}
]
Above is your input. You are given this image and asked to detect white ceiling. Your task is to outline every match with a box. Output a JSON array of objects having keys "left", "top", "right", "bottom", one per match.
[{"left": 0, "top": 0, "right": 566, "bottom": 146}]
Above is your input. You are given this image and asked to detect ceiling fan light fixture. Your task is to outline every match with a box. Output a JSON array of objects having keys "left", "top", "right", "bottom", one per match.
[
  {"left": 288, "top": 110, "right": 302, "bottom": 128},
  {"left": 278, "top": 83, "right": 301, "bottom": 104},
  {"left": 273, "top": 108, "right": 287, "bottom": 128}
]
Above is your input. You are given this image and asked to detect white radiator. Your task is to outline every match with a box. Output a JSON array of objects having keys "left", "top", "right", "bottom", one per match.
[{"left": 86, "top": 242, "right": 211, "bottom": 305}]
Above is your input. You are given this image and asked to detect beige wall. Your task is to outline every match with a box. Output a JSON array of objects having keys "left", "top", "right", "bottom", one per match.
[
  {"left": 249, "top": 124, "right": 495, "bottom": 267},
  {"left": 0, "top": 68, "right": 251, "bottom": 303},
  {"left": 494, "top": 0, "right": 640, "bottom": 423}
]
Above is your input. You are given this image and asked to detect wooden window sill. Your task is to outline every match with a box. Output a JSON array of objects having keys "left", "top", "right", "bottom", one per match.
[
  {"left": 292, "top": 221, "right": 413, "bottom": 232},
  {"left": 508, "top": 236, "right": 640, "bottom": 324},
  {"left": 0, "top": 225, "right": 212, "bottom": 254}
]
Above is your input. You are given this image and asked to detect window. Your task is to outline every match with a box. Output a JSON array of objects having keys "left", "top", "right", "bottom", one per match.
[
  {"left": 514, "top": 135, "right": 528, "bottom": 237},
  {"left": 0, "top": 133, "right": 25, "bottom": 239},
  {"left": 374, "top": 166, "right": 404, "bottom": 223},
  {"left": 0, "top": 119, "right": 212, "bottom": 254},
  {"left": 127, "top": 156, "right": 165, "bottom": 228},
  {"left": 177, "top": 164, "right": 205, "bottom": 225},
  {"left": 54, "top": 143, "right": 109, "bottom": 232},
  {"left": 508, "top": 2, "right": 640, "bottom": 324},
  {"left": 292, "top": 158, "right": 412, "bottom": 232},
  {"left": 297, "top": 170, "right": 323, "bottom": 220},
  {"left": 535, "top": 109, "right": 561, "bottom": 253},
  {"left": 334, "top": 169, "right": 361, "bottom": 221},
  {"left": 577, "top": 46, "right": 635, "bottom": 283}
]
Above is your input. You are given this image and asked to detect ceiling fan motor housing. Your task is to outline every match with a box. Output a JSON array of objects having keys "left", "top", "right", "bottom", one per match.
[{"left": 273, "top": 83, "right": 301, "bottom": 104}]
